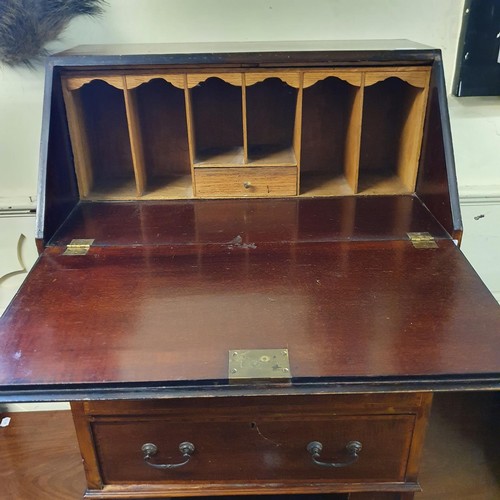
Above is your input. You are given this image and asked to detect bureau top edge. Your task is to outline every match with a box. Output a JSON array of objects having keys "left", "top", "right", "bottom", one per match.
[{"left": 47, "top": 40, "right": 439, "bottom": 68}]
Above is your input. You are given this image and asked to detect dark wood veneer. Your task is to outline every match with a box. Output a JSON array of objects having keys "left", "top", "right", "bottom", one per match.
[
  {"left": 48, "top": 196, "right": 449, "bottom": 248},
  {"left": 3, "top": 393, "right": 498, "bottom": 499},
  {"left": 3, "top": 41, "right": 498, "bottom": 499},
  {"left": 416, "top": 58, "right": 461, "bottom": 241},
  {"left": 1, "top": 235, "right": 498, "bottom": 391},
  {"left": 37, "top": 67, "right": 80, "bottom": 250}
]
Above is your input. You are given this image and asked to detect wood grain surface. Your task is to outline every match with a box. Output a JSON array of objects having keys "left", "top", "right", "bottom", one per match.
[
  {"left": 0, "top": 410, "right": 86, "bottom": 499},
  {"left": 47, "top": 196, "right": 449, "bottom": 247},
  {"left": 0, "top": 235, "right": 498, "bottom": 390},
  {"left": 77, "top": 394, "right": 423, "bottom": 487},
  {"left": 194, "top": 166, "right": 297, "bottom": 197},
  {"left": 1, "top": 392, "right": 498, "bottom": 499}
]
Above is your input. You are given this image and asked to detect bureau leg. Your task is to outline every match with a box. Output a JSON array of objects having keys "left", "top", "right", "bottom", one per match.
[{"left": 348, "top": 493, "right": 414, "bottom": 500}]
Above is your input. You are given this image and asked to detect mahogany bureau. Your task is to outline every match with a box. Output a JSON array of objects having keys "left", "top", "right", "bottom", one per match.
[{"left": 0, "top": 41, "right": 499, "bottom": 499}]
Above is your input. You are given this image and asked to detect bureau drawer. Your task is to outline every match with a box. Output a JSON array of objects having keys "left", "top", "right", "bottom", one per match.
[
  {"left": 194, "top": 166, "right": 297, "bottom": 197},
  {"left": 92, "top": 413, "right": 414, "bottom": 484}
]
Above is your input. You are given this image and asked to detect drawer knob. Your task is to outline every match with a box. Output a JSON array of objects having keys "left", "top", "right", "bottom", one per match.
[
  {"left": 307, "top": 440, "right": 362, "bottom": 468},
  {"left": 243, "top": 181, "right": 252, "bottom": 189},
  {"left": 141, "top": 441, "right": 195, "bottom": 469}
]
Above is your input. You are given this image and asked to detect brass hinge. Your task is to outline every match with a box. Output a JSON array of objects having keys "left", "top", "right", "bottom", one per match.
[
  {"left": 407, "top": 232, "right": 438, "bottom": 249},
  {"left": 62, "top": 239, "right": 95, "bottom": 256}
]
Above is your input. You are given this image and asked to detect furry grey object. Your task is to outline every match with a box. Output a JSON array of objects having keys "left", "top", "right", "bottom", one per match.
[{"left": 0, "top": 0, "right": 105, "bottom": 67}]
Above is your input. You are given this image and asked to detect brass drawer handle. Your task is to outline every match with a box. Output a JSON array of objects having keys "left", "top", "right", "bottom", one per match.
[
  {"left": 141, "top": 442, "right": 195, "bottom": 469},
  {"left": 243, "top": 181, "right": 252, "bottom": 189},
  {"left": 307, "top": 440, "right": 362, "bottom": 468}
]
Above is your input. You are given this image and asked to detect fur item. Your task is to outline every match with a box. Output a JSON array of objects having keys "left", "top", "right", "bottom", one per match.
[{"left": 0, "top": 0, "right": 105, "bottom": 67}]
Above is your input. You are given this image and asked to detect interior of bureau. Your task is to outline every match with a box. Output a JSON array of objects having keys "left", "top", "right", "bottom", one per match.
[{"left": 62, "top": 67, "right": 430, "bottom": 200}]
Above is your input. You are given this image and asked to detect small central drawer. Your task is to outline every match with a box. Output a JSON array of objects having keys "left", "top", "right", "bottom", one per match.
[
  {"left": 92, "top": 413, "right": 414, "bottom": 485},
  {"left": 194, "top": 166, "right": 297, "bottom": 197}
]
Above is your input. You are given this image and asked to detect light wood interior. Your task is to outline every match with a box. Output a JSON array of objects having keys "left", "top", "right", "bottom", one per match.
[
  {"left": 300, "top": 74, "right": 363, "bottom": 196},
  {"left": 61, "top": 67, "right": 430, "bottom": 200},
  {"left": 190, "top": 76, "right": 244, "bottom": 167},
  {"left": 195, "top": 166, "right": 297, "bottom": 198},
  {"left": 126, "top": 78, "right": 191, "bottom": 197},
  {"left": 246, "top": 77, "right": 299, "bottom": 165},
  {"left": 359, "top": 73, "right": 429, "bottom": 194},
  {"left": 64, "top": 78, "right": 136, "bottom": 199}
]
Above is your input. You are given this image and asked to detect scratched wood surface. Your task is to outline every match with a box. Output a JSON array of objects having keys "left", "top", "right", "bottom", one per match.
[
  {"left": 47, "top": 196, "right": 449, "bottom": 247},
  {"left": 0, "top": 236, "right": 498, "bottom": 389}
]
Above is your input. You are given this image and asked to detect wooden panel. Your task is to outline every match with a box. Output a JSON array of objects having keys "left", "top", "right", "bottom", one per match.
[
  {"left": 62, "top": 83, "right": 93, "bottom": 197},
  {"left": 0, "top": 410, "right": 86, "bottom": 499},
  {"left": 416, "top": 60, "right": 461, "bottom": 240},
  {"left": 300, "top": 174, "right": 357, "bottom": 197},
  {"left": 190, "top": 77, "right": 244, "bottom": 164},
  {"left": 194, "top": 147, "right": 245, "bottom": 167},
  {"left": 419, "top": 392, "right": 500, "bottom": 499},
  {"left": 246, "top": 78, "right": 298, "bottom": 158},
  {"left": 75, "top": 80, "right": 135, "bottom": 198},
  {"left": 93, "top": 414, "right": 414, "bottom": 483},
  {"left": 397, "top": 83, "right": 430, "bottom": 191},
  {"left": 64, "top": 75, "right": 125, "bottom": 90},
  {"left": 303, "top": 71, "right": 362, "bottom": 88},
  {"left": 130, "top": 78, "right": 191, "bottom": 186},
  {"left": 183, "top": 74, "right": 197, "bottom": 187},
  {"left": 405, "top": 393, "right": 433, "bottom": 482},
  {"left": 300, "top": 74, "right": 362, "bottom": 194},
  {"left": 194, "top": 167, "right": 297, "bottom": 197},
  {"left": 3, "top": 393, "right": 499, "bottom": 499},
  {"left": 349, "top": 494, "right": 404, "bottom": 499},
  {"left": 77, "top": 394, "right": 426, "bottom": 497},
  {"left": 0, "top": 238, "right": 499, "bottom": 388},
  {"left": 123, "top": 81, "right": 147, "bottom": 196},
  {"left": 47, "top": 197, "right": 450, "bottom": 248},
  {"left": 364, "top": 69, "right": 431, "bottom": 88},
  {"left": 360, "top": 69, "right": 431, "bottom": 193},
  {"left": 193, "top": 197, "right": 298, "bottom": 244},
  {"left": 359, "top": 76, "right": 427, "bottom": 194},
  {"left": 82, "top": 393, "right": 423, "bottom": 416},
  {"left": 246, "top": 146, "right": 297, "bottom": 166},
  {"left": 246, "top": 71, "right": 300, "bottom": 88},
  {"left": 39, "top": 71, "right": 81, "bottom": 248},
  {"left": 125, "top": 73, "right": 185, "bottom": 89},
  {"left": 345, "top": 82, "right": 363, "bottom": 192},
  {"left": 293, "top": 73, "right": 303, "bottom": 193},
  {"left": 59, "top": 65, "right": 434, "bottom": 202},
  {"left": 187, "top": 73, "right": 242, "bottom": 88},
  {"left": 71, "top": 402, "right": 102, "bottom": 489},
  {"left": 54, "top": 40, "right": 436, "bottom": 58},
  {"left": 242, "top": 73, "right": 249, "bottom": 163},
  {"left": 301, "top": 77, "right": 352, "bottom": 174}
]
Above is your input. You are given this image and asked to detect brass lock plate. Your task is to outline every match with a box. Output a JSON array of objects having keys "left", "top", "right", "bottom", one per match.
[{"left": 228, "top": 349, "right": 291, "bottom": 382}]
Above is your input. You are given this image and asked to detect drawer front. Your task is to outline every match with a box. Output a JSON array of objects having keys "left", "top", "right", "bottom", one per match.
[
  {"left": 194, "top": 167, "right": 297, "bottom": 197},
  {"left": 93, "top": 414, "right": 414, "bottom": 484}
]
